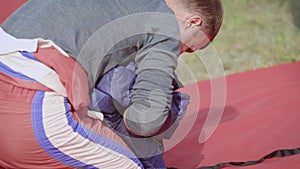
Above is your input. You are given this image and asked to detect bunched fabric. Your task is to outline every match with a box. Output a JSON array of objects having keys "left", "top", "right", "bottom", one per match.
[
  {"left": 88, "top": 61, "right": 190, "bottom": 169},
  {"left": 0, "top": 28, "right": 143, "bottom": 169}
]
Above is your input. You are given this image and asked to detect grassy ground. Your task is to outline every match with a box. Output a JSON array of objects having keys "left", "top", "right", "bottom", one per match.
[{"left": 176, "top": 0, "right": 300, "bottom": 84}]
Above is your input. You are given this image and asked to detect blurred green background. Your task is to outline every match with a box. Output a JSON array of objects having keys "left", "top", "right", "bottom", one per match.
[{"left": 176, "top": 0, "right": 300, "bottom": 84}]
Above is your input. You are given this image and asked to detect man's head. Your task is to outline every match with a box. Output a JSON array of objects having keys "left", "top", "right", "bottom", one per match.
[{"left": 165, "top": 0, "right": 223, "bottom": 53}]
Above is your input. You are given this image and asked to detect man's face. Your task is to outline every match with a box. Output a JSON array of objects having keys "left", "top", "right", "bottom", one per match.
[
  {"left": 164, "top": 0, "right": 212, "bottom": 53},
  {"left": 179, "top": 23, "right": 211, "bottom": 53}
]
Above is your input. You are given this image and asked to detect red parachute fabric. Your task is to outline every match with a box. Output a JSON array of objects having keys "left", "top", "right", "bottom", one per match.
[
  {"left": 164, "top": 61, "right": 300, "bottom": 169},
  {"left": 0, "top": 0, "right": 27, "bottom": 25}
]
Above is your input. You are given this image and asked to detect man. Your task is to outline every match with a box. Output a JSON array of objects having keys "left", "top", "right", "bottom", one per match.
[{"left": 0, "top": 0, "right": 223, "bottom": 168}]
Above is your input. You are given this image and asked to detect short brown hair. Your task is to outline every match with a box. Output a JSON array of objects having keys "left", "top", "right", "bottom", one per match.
[{"left": 181, "top": 0, "right": 224, "bottom": 41}]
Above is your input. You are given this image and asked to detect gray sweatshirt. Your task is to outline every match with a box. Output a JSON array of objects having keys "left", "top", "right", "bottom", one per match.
[{"left": 2, "top": 0, "right": 181, "bottom": 136}]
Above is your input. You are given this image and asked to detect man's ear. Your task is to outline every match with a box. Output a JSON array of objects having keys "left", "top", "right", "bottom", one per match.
[{"left": 185, "top": 15, "right": 202, "bottom": 29}]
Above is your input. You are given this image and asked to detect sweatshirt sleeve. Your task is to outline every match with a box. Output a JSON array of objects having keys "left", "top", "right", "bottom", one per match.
[{"left": 124, "top": 32, "right": 180, "bottom": 136}]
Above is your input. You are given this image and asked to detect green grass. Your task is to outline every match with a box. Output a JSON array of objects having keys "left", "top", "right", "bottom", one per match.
[{"left": 176, "top": 0, "right": 300, "bottom": 84}]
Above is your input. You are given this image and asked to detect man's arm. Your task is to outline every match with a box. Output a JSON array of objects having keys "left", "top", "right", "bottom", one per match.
[{"left": 123, "top": 33, "right": 180, "bottom": 137}]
